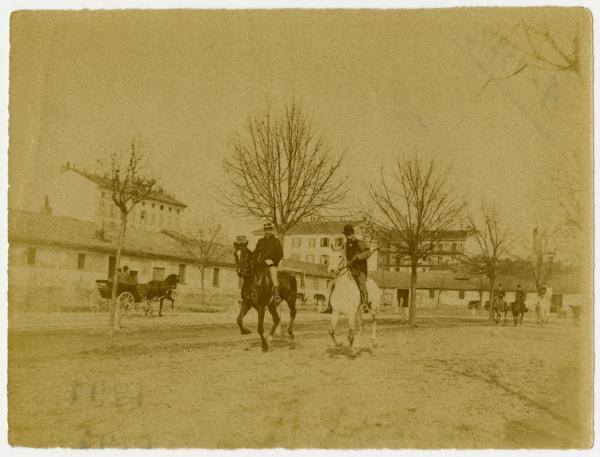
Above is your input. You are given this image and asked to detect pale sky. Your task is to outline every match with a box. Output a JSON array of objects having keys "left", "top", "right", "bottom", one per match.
[{"left": 8, "top": 8, "right": 593, "bottom": 250}]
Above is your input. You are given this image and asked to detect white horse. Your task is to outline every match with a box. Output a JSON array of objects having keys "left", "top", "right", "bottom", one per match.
[
  {"left": 536, "top": 287, "right": 552, "bottom": 327},
  {"left": 327, "top": 248, "right": 381, "bottom": 357}
]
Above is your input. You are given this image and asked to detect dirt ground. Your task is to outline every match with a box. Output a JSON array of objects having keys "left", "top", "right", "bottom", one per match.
[{"left": 7, "top": 308, "right": 593, "bottom": 449}]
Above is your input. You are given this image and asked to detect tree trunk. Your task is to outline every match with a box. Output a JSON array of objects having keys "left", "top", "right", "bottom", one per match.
[
  {"left": 408, "top": 263, "right": 418, "bottom": 326},
  {"left": 277, "top": 229, "right": 286, "bottom": 255},
  {"left": 488, "top": 275, "right": 495, "bottom": 321},
  {"left": 478, "top": 287, "right": 483, "bottom": 316},
  {"left": 108, "top": 212, "right": 127, "bottom": 346},
  {"left": 200, "top": 267, "right": 205, "bottom": 306}
]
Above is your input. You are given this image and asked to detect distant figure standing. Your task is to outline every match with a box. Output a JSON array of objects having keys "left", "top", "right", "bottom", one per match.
[{"left": 536, "top": 286, "right": 552, "bottom": 327}]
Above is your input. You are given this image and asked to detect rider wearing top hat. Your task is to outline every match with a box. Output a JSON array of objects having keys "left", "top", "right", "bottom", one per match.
[
  {"left": 254, "top": 221, "right": 284, "bottom": 304},
  {"left": 343, "top": 224, "right": 371, "bottom": 309}
]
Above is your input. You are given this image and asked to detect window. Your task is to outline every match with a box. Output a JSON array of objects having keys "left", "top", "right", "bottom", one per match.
[
  {"left": 27, "top": 247, "right": 36, "bottom": 265},
  {"left": 438, "top": 256, "right": 442, "bottom": 264},
  {"left": 290, "top": 254, "right": 300, "bottom": 261},
  {"left": 213, "top": 268, "right": 220, "bottom": 287},
  {"left": 169, "top": 207, "right": 172, "bottom": 212},
  {"left": 77, "top": 253, "right": 86, "bottom": 270},
  {"left": 452, "top": 243, "right": 457, "bottom": 252},
  {"left": 300, "top": 275, "right": 306, "bottom": 288},
  {"left": 140, "top": 210, "right": 146, "bottom": 221},
  {"left": 326, "top": 279, "right": 332, "bottom": 289},
  {"left": 151, "top": 214, "right": 156, "bottom": 225},
  {"left": 334, "top": 237, "right": 344, "bottom": 248},
  {"left": 313, "top": 278, "right": 320, "bottom": 290},
  {"left": 292, "top": 238, "right": 301, "bottom": 248},
  {"left": 459, "top": 289, "right": 465, "bottom": 299},
  {"left": 160, "top": 205, "right": 164, "bottom": 210},
  {"left": 177, "top": 209, "right": 180, "bottom": 214},
  {"left": 159, "top": 215, "right": 164, "bottom": 226},
  {"left": 306, "top": 255, "right": 315, "bottom": 263},
  {"left": 395, "top": 255, "right": 401, "bottom": 268},
  {"left": 152, "top": 203, "right": 156, "bottom": 209},
  {"left": 153, "top": 267, "right": 165, "bottom": 281},
  {"left": 320, "top": 238, "right": 329, "bottom": 247},
  {"left": 429, "top": 289, "right": 435, "bottom": 298},
  {"left": 179, "top": 264, "right": 186, "bottom": 284},
  {"left": 308, "top": 238, "right": 316, "bottom": 248},
  {"left": 320, "top": 255, "right": 329, "bottom": 265}
]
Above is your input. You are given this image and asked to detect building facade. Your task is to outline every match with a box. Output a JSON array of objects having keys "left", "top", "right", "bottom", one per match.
[
  {"left": 8, "top": 209, "right": 331, "bottom": 312},
  {"left": 377, "top": 230, "right": 469, "bottom": 273},
  {"left": 250, "top": 220, "right": 379, "bottom": 272},
  {"left": 44, "top": 163, "right": 187, "bottom": 233}
]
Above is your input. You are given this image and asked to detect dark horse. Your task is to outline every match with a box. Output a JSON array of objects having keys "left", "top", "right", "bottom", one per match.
[
  {"left": 233, "top": 240, "right": 297, "bottom": 352},
  {"left": 511, "top": 300, "right": 527, "bottom": 327},
  {"left": 146, "top": 274, "right": 179, "bottom": 317}
]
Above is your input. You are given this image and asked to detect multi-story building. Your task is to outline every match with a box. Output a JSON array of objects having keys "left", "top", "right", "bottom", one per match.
[
  {"left": 377, "top": 230, "right": 469, "bottom": 273},
  {"left": 251, "top": 221, "right": 468, "bottom": 274},
  {"left": 43, "top": 162, "right": 187, "bottom": 232},
  {"left": 250, "top": 220, "right": 379, "bottom": 272}
]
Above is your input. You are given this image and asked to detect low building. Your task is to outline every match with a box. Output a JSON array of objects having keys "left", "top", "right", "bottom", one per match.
[{"left": 8, "top": 209, "right": 331, "bottom": 312}]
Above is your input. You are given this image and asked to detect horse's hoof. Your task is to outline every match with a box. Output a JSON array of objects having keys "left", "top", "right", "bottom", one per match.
[
  {"left": 262, "top": 344, "right": 269, "bottom": 353},
  {"left": 288, "top": 331, "right": 295, "bottom": 339},
  {"left": 241, "top": 328, "right": 252, "bottom": 335}
]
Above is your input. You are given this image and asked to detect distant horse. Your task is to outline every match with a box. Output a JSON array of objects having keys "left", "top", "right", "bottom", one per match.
[
  {"left": 146, "top": 274, "right": 179, "bottom": 317},
  {"left": 328, "top": 248, "right": 381, "bottom": 357},
  {"left": 511, "top": 299, "right": 527, "bottom": 327},
  {"left": 233, "top": 240, "right": 298, "bottom": 352}
]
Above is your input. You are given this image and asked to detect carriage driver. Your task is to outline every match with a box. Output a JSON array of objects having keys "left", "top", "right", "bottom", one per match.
[
  {"left": 343, "top": 224, "right": 372, "bottom": 310},
  {"left": 254, "top": 222, "right": 284, "bottom": 304}
]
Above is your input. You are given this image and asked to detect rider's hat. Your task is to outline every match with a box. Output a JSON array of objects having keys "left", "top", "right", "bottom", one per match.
[
  {"left": 343, "top": 224, "right": 354, "bottom": 235},
  {"left": 235, "top": 235, "right": 247, "bottom": 244},
  {"left": 263, "top": 222, "right": 274, "bottom": 231}
]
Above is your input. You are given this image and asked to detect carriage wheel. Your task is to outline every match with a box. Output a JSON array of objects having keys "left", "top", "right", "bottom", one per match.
[
  {"left": 118, "top": 292, "right": 135, "bottom": 317},
  {"left": 88, "top": 289, "right": 106, "bottom": 313}
]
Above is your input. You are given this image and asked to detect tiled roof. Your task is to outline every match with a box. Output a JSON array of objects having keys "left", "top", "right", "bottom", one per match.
[
  {"left": 71, "top": 169, "right": 187, "bottom": 207},
  {"left": 9, "top": 210, "right": 329, "bottom": 278},
  {"left": 369, "top": 269, "right": 584, "bottom": 294}
]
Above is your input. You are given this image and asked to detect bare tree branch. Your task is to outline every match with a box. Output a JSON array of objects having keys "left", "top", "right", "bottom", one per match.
[
  {"left": 369, "top": 155, "right": 465, "bottom": 326},
  {"left": 221, "top": 102, "right": 348, "bottom": 242}
]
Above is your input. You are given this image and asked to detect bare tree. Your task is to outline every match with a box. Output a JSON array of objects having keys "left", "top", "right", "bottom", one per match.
[
  {"left": 222, "top": 102, "right": 347, "bottom": 245},
  {"left": 169, "top": 220, "right": 224, "bottom": 306},
  {"left": 530, "top": 227, "right": 555, "bottom": 294},
  {"left": 461, "top": 202, "right": 512, "bottom": 321},
  {"left": 369, "top": 156, "right": 464, "bottom": 327},
  {"left": 100, "top": 141, "right": 157, "bottom": 340}
]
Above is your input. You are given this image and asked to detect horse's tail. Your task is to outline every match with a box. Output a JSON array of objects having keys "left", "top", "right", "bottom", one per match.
[{"left": 288, "top": 273, "right": 298, "bottom": 308}]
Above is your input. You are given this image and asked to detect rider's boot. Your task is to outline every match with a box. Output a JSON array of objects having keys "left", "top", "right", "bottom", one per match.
[{"left": 273, "top": 286, "right": 282, "bottom": 304}]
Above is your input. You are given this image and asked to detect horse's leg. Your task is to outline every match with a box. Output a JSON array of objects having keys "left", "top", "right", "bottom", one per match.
[
  {"left": 370, "top": 308, "right": 378, "bottom": 350},
  {"left": 267, "top": 302, "right": 281, "bottom": 345},
  {"left": 287, "top": 287, "right": 297, "bottom": 339},
  {"left": 348, "top": 308, "right": 357, "bottom": 357},
  {"left": 236, "top": 301, "right": 252, "bottom": 335},
  {"left": 158, "top": 297, "right": 164, "bottom": 317},
  {"left": 328, "top": 309, "right": 342, "bottom": 347},
  {"left": 353, "top": 307, "right": 363, "bottom": 356},
  {"left": 257, "top": 306, "right": 268, "bottom": 353}
]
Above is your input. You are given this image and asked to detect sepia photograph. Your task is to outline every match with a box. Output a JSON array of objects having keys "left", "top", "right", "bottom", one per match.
[{"left": 2, "top": 1, "right": 596, "bottom": 450}]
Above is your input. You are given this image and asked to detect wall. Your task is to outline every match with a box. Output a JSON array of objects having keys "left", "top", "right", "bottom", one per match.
[
  {"left": 8, "top": 242, "right": 328, "bottom": 312},
  {"left": 46, "top": 171, "right": 98, "bottom": 222}
]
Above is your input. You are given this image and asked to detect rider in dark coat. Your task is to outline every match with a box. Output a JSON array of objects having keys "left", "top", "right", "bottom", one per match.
[
  {"left": 344, "top": 224, "right": 371, "bottom": 309},
  {"left": 254, "top": 222, "right": 284, "bottom": 303}
]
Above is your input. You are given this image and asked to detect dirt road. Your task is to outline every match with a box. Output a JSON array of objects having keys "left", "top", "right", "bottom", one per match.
[{"left": 7, "top": 311, "right": 593, "bottom": 448}]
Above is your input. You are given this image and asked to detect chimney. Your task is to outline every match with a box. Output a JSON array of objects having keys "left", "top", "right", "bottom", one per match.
[{"left": 42, "top": 195, "right": 52, "bottom": 215}]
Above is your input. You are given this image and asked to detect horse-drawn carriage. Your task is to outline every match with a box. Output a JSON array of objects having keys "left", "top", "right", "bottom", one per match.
[
  {"left": 89, "top": 274, "right": 179, "bottom": 317},
  {"left": 89, "top": 280, "right": 152, "bottom": 316}
]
